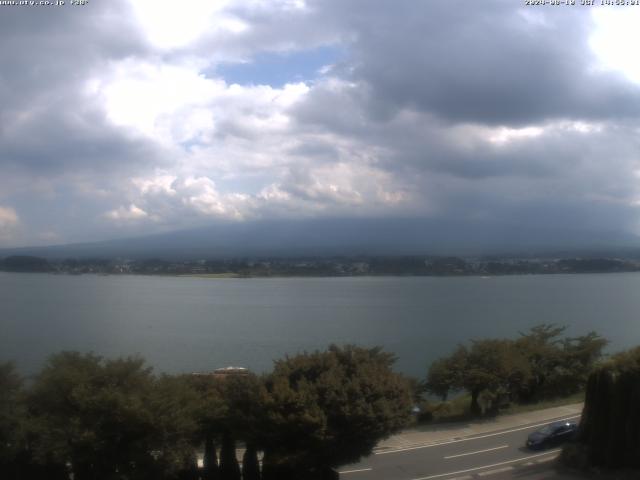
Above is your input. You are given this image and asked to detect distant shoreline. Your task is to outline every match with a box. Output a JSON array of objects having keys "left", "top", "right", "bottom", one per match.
[
  {"left": 2, "top": 270, "right": 638, "bottom": 280},
  {"left": 3, "top": 254, "right": 640, "bottom": 278}
]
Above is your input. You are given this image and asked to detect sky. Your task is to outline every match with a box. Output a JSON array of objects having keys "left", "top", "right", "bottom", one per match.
[{"left": 1, "top": 0, "right": 640, "bottom": 248}]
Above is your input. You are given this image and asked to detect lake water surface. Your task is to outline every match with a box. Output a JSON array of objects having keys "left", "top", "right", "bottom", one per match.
[{"left": 1, "top": 272, "right": 639, "bottom": 377}]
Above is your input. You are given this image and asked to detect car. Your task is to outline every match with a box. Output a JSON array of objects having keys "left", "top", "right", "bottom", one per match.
[{"left": 526, "top": 421, "right": 578, "bottom": 450}]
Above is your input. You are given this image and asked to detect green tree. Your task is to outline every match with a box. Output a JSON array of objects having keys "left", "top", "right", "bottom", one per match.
[
  {"left": 570, "top": 346, "right": 640, "bottom": 469},
  {"left": 463, "top": 339, "right": 530, "bottom": 415},
  {"left": 514, "top": 324, "right": 567, "bottom": 402},
  {"left": 27, "top": 352, "right": 156, "bottom": 480},
  {"left": 148, "top": 374, "right": 203, "bottom": 479},
  {"left": 427, "top": 340, "right": 530, "bottom": 415},
  {"left": 426, "top": 346, "right": 467, "bottom": 401},
  {"left": 219, "top": 431, "right": 241, "bottom": 480},
  {"left": 241, "top": 444, "right": 260, "bottom": 480},
  {"left": 557, "top": 331, "right": 608, "bottom": 396},
  {"left": 515, "top": 326, "right": 607, "bottom": 401},
  {"left": 428, "top": 326, "right": 607, "bottom": 415},
  {"left": 188, "top": 374, "right": 228, "bottom": 480},
  {"left": 0, "top": 363, "right": 28, "bottom": 480},
  {"left": 218, "top": 373, "right": 267, "bottom": 479},
  {"left": 261, "top": 345, "right": 412, "bottom": 478}
]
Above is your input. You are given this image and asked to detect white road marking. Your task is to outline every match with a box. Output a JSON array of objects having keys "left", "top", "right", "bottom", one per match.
[
  {"left": 376, "top": 415, "right": 580, "bottom": 455},
  {"left": 477, "top": 466, "right": 513, "bottom": 476},
  {"left": 444, "top": 445, "right": 508, "bottom": 459},
  {"left": 338, "top": 467, "right": 373, "bottom": 474},
  {"left": 535, "top": 456, "right": 557, "bottom": 464},
  {"left": 409, "top": 449, "right": 561, "bottom": 480}
]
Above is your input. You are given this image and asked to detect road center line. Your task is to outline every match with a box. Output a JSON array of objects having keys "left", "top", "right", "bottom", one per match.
[
  {"left": 376, "top": 415, "right": 580, "bottom": 455},
  {"left": 444, "top": 444, "right": 508, "bottom": 459},
  {"left": 410, "top": 449, "right": 561, "bottom": 480},
  {"left": 338, "top": 468, "right": 373, "bottom": 474}
]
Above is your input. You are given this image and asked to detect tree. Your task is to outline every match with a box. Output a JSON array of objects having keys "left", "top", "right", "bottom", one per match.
[
  {"left": 427, "top": 340, "right": 530, "bottom": 415},
  {"left": 0, "top": 363, "right": 28, "bottom": 480},
  {"left": 557, "top": 331, "right": 608, "bottom": 395},
  {"left": 515, "top": 326, "right": 607, "bottom": 401},
  {"left": 514, "top": 324, "right": 567, "bottom": 402},
  {"left": 147, "top": 374, "right": 203, "bottom": 479},
  {"left": 428, "top": 326, "right": 608, "bottom": 415},
  {"left": 217, "top": 373, "right": 267, "bottom": 480},
  {"left": 426, "top": 346, "right": 467, "bottom": 401},
  {"left": 463, "top": 339, "right": 530, "bottom": 415},
  {"left": 241, "top": 444, "right": 260, "bottom": 480},
  {"left": 219, "top": 431, "right": 241, "bottom": 480},
  {"left": 202, "top": 432, "right": 220, "bottom": 480},
  {"left": 260, "top": 345, "right": 412, "bottom": 477},
  {"left": 27, "top": 352, "right": 156, "bottom": 480},
  {"left": 188, "top": 375, "right": 227, "bottom": 480},
  {"left": 569, "top": 346, "right": 640, "bottom": 469}
]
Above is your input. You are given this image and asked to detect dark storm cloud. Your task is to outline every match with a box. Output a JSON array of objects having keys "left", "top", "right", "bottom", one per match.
[
  {"left": 0, "top": 103, "right": 165, "bottom": 174},
  {"left": 282, "top": 0, "right": 640, "bottom": 242},
  {"left": 0, "top": 0, "right": 160, "bottom": 174},
  {"left": 297, "top": 0, "right": 640, "bottom": 125}
]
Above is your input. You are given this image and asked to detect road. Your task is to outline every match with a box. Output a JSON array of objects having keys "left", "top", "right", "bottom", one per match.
[{"left": 339, "top": 415, "right": 581, "bottom": 480}]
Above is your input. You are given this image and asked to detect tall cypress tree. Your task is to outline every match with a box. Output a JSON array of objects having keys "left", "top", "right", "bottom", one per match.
[
  {"left": 202, "top": 432, "right": 220, "bottom": 480},
  {"left": 573, "top": 346, "right": 640, "bottom": 469},
  {"left": 219, "top": 431, "right": 241, "bottom": 480},
  {"left": 241, "top": 444, "right": 260, "bottom": 480}
]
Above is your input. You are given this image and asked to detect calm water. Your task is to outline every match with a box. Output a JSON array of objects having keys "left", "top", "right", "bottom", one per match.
[{"left": 1, "top": 272, "right": 639, "bottom": 378}]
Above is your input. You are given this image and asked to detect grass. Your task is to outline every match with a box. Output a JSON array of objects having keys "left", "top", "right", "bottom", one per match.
[
  {"left": 413, "top": 391, "right": 585, "bottom": 426},
  {"left": 500, "top": 391, "right": 584, "bottom": 416}
]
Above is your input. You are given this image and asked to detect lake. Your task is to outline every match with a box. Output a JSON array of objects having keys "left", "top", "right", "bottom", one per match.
[{"left": 1, "top": 272, "right": 639, "bottom": 378}]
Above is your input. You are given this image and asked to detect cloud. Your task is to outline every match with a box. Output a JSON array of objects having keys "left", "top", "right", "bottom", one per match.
[
  {"left": 0, "top": 206, "right": 19, "bottom": 242},
  {"left": 0, "top": 206, "right": 18, "bottom": 227},
  {"left": 3, "top": 0, "right": 640, "bottom": 247},
  {"left": 328, "top": 0, "right": 640, "bottom": 125},
  {"left": 105, "top": 204, "right": 149, "bottom": 222}
]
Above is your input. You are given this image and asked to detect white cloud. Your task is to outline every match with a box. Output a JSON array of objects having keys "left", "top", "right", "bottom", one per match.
[
  {"left": 133, "top": 173, "right": 178, "bottom": 196},
  {"left": 127, "top": 0, "right": 245, "bottom": 50},
  {"left": 486, "top": 126, "right": 545, "bottom": 145},
  {"left": 179, "top": 176, "right": 246, "bottom": 219},
  {"left": 96, "top": 59, "right": 310, "bottom": 146},
  {"left": 0, "top": 206, "right": 18, "bottom": 228},
  {"left": 105, "top": 204, "right": 149, "bottom": 221},
  {"left": 0, "top": 206, "right": 19, "bottom": 241},
  {"left": 590, "top": 8, "right": 640, "bottom": 84}
]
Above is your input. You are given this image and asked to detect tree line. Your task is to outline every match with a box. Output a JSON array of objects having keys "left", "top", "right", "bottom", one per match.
[
  {"left": 0, "top": 326, "right": 612, "bottom": 480},
  {"left": 0, "top": 346, "right": 413, "bottom": 480},
  {"left": 426, "top": 324, "right": 607, "bottom": 415}
]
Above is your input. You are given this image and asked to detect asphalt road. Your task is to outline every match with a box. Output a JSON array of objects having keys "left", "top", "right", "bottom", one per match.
[{"left": 339, "top": 415, "right": 581, "bottom": 480}]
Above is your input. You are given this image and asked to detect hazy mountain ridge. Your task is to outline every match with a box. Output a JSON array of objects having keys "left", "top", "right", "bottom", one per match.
[{"left": 1, "top": 218, "right": 640, "bottom": 261}]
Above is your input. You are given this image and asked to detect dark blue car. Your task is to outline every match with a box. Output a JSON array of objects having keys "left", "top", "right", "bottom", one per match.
[{"left": 526, "top": 421, "right": 578, "bottom": 450}]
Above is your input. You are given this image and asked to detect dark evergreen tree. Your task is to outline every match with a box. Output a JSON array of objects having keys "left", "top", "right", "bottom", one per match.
[
  {"left": 241, "top": 443, "right": 260, "bottom": 480},
  {"left": 0, "top": 363, "right": 23, "bottom": 473},
  {"left": 202, "top": 433, "right": 220, "bottom": 480},
  {"left": 219, "top": 431, "right": 241, "bottom": 480},
  {"left": 571, "top": 346, "right": 640, "bottom": 469}
]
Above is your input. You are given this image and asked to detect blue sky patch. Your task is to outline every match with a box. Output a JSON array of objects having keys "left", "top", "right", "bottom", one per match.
[{"left": 213, "top": 45, "right": 343, "bottom": 87}]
